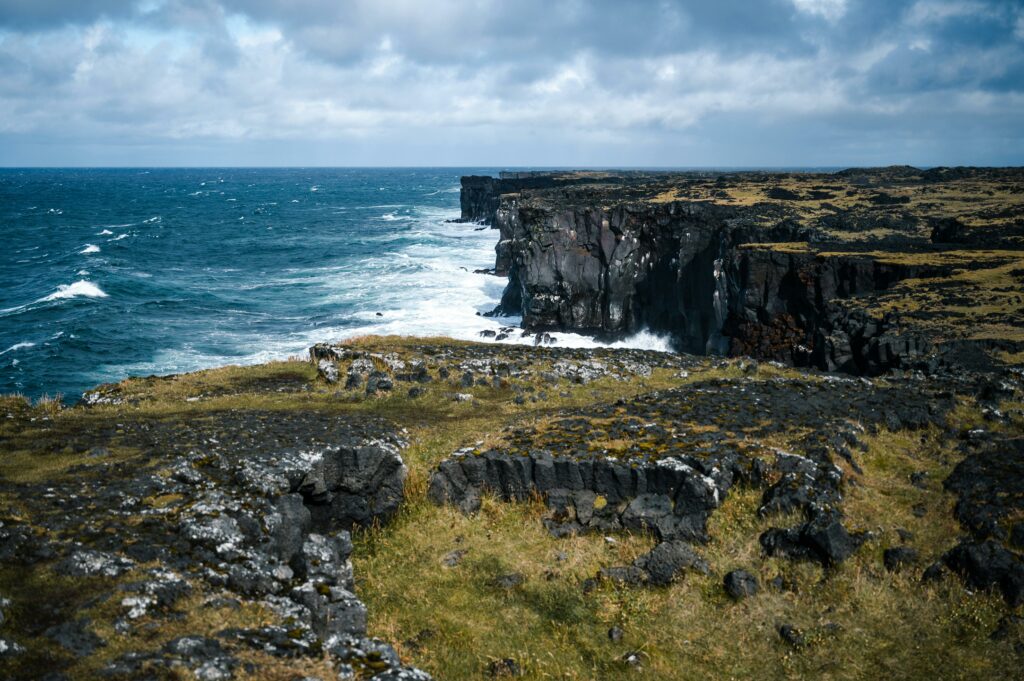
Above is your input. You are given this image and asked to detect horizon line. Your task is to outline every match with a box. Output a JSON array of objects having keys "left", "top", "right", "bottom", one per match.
[{"left": 1, "top": 163, "right": 1008, "bottom": 171}]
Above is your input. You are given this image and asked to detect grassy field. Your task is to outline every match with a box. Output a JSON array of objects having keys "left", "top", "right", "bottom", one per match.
[{"left": 0, "top": 336, "right": 1021, "bottom": 680}]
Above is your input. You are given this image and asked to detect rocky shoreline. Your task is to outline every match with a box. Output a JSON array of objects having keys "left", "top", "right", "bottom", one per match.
[{"left": 0, "top": 167, "right": 1022, "bottom": 679}]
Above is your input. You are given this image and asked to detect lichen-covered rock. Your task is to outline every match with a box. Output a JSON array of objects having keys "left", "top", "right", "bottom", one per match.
[
  {"left": 56, "top": 549, "right": 135, "bottom": 578},
  {"left": 0, "top": 404, "right": 427, "bottom": 680},
  {"left": 317, "top": 359, "right": 340, "bottom": 384}
]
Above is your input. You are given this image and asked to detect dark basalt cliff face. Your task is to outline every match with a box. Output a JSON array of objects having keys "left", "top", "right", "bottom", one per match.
[
  {"left": 478, "top": 168, "right": 1024, "bottom": 375},
  {"left": 493, "top": 198, "right": 929, "bottom": 373},
  {"left": 459, "top": 172, "right": 626, "bottom": 225},
  {"left": 720, "top": 248, "right": 944, "bottom": 373}
]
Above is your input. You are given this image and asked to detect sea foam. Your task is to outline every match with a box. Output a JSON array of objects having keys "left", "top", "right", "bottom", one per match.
[
  {"left": 80, "top": 244, "right": 101, "bottom": 254},
  {"left": 0, "top": 341, "right": 35, "bottom": 356},
  {"left": 40, "top": 281, "right": 109, "bottom": 302}
]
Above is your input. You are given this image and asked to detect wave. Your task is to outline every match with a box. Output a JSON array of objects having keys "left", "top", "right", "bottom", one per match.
[
  {"left": 0, "top": 342, "right": 35, "bottom": 356},
  {"left": 40, "top": 280, "right": 108, "bottom": 303},
  {"left": 80, "top": 244, "right": 101, "bottom": 254},
  {"left": 110, "top": 234, "right": 129, "bottom": 241},
  {"left": 98, "top": 229, "right": 114, "bottom": 235}
]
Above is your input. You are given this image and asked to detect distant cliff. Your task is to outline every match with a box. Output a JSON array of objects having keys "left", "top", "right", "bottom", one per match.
[
  {"left": 470, "top": 168, "right": 1024, "bottom": 375},
  {"left": 459, "top": 172, "right": 626, "bottom": 225}
]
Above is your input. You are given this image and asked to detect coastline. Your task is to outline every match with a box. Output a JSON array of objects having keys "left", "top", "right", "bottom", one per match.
[{"left": 0, "top": 168, "right": 1022, "bottom": 680}]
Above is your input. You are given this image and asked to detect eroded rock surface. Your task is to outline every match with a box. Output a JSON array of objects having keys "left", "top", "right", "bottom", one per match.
[
  {"left": 473, "top": 167, "right": 1024, "bottom": 375},
  {"left": 429, "top": 369, "right": 957, "bottom": 572},
  {"left": 0, "top": 407, "right": 426, "bottom": 680}
]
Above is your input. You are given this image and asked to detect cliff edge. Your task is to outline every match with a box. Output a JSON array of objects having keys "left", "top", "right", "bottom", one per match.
[{"left": 463, "top": 167, "right": 1024, "bottom": 376}]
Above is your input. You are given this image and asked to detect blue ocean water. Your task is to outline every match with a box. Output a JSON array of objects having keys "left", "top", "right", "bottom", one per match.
[{"left": 1, "top": 168, "right": 669, "bottom": 400}]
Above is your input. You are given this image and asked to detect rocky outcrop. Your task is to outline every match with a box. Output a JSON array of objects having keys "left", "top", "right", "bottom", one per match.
[
  {"left": 459, "top": 172, "right": 625, "bottom": 225},
  {"left": 939, "top": 436, "right": 1024, "bottom": 607},
  {"left": 428, "top": 446, "right": 754, "bottom": 543},
  {"left": 427, "top": 370, "right": 956, "bottom": 571},
  {"left": 470, "top": 168, "right": 1022, "bottom": 376},
  {"left": 0, "top": 407, "right": 426, "bottom": 680},
  {"left": 427, "top": 439, "right": 873, "bottom": 572},
  {"left": 490, "top": 191, "right": 941, "bottom": 373},
  {"left": 721, "top": 248, "right": 945, "bottom": 374}
]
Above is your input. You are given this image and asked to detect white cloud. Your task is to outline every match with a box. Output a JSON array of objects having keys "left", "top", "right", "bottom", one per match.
[
  {"left": 791, "top": 0, "right": 848, "bottom": 22},
  {"left": 0, "top": 0, "right": 1020, "bottom": 165},
  {"left": 906, "top": 1, "right": 988, "bottom": 26}
]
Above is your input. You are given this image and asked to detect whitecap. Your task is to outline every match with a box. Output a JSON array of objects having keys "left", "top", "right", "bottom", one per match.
[
  {"left": 98, "top": 229, "right": 114, "bottom": 235},
  {"left": 110, "top": 234, "right": 129, "bottom": 241},
  {"left": 80, "top": 244, "right": 100, "bottom": 254},
  {"left": 0, "top": 342, "right": 35, "bottom": 356},
  {"left": 143, "top": 216, "right": 161, "bottom": 224},
  {"left": 39, "top": 280, "right": 108, "bottom": 303}
]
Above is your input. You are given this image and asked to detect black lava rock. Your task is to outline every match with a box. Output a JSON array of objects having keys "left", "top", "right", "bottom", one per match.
[
  {"left": 944, "top": 539, "right": 1024, "bottom": 607},
  {"left": 778, "top": 624, "right": 805, "bottom": 647},
  {"left": 883, "top": 547, "right": 919, "bottom": 572},
  {"left": 724, "top": 570, "right": 759, "bottom": 600}
]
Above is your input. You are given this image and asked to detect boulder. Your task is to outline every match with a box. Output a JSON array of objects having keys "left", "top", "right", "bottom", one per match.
[
  {"left": 634, "top": 541, "right": 708, "bottom": 586},
  {"left": 883, "top": 547, "right": 918, "bottom": 572},
  {"left": 317, "top": 359, "right": 339, "bottom": 384},
  {"left": 724, "top": 570, "right": 759, "bottom": 600},
  {"left": 760, "top": 517, "right": 866, "bottom": 566},
  {"left": 944, "top": 540, "right": 1024, "bottom": 607}
]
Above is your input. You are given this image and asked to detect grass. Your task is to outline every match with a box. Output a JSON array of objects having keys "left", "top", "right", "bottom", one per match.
[
  {"left": 1, "top": 337, "right": 1021, "bottom": 680},
  {"left": 355, "top": 421, "right": 1018, "bottom": 680}
]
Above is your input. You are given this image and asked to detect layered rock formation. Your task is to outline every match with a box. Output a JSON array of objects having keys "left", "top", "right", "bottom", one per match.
[{"left": 476, "top": 167, "right": 1024, "bottom": 375}]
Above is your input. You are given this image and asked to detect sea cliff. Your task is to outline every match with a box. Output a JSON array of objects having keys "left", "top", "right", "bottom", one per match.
[{"left": 471, "top": 167, "right": 1024, "bottom": 376}]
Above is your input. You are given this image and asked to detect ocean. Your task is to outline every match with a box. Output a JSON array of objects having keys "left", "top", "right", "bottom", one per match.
[{"left": 0, "top": 168, "right": 671, "bottom": 400}]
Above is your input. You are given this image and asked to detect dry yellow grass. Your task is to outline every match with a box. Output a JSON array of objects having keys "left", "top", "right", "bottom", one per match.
[{"left": 2, "top": 337, "right": 1021, "bottom": 680}]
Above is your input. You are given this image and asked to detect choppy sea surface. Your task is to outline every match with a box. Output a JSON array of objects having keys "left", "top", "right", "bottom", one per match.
[{"left": 1, "top": 168, "right": 671, "bottom": 400}]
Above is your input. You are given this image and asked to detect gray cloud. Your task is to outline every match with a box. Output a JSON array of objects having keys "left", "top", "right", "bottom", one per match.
[
  {"left": 0, "top": 0, "right": 1021, "bottom": 166},
  {"left": 0, "top": 0, "right": 135, "bottom": 29}
]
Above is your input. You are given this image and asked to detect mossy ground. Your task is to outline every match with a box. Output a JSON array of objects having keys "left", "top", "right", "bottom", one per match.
[{"left": 1, "top": 337, "right": 1021, "bottom": 680}]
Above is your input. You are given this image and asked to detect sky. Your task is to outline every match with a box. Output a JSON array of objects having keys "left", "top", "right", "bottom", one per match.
[{"left": 0, "top": 0, "right": 1022, "bottom": 167}]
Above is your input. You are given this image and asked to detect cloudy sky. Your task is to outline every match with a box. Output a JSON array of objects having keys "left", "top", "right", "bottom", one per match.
[{"left": 0, "top": 0, "right": 1022, "bottom": 167}]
